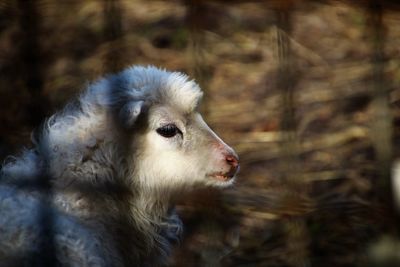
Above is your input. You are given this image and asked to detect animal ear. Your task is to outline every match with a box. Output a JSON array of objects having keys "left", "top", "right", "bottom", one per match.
[{"left": 118, "top": 100, "right": 146, "bottom": 129}]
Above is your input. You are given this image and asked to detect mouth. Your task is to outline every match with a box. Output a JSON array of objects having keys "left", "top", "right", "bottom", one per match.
[{"left": 208, "top": 172, "right": 235, "bottom": 182}]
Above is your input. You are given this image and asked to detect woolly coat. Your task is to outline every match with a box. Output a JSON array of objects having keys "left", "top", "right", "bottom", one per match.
[{"left": 0, "top": 66, "right": 205, "bottom": 267}]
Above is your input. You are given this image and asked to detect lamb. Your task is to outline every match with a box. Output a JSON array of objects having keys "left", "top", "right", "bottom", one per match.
[{"left": 0, "top": 66, "right": 239, "bottom": 267}]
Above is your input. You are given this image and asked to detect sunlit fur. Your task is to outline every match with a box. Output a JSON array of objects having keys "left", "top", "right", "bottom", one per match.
[{"left": 0, "top": 66, "right": 238, "bottom": 266}]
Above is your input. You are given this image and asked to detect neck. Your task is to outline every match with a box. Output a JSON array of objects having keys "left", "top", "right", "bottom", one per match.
[
  {"left": 130, "top": 187, "right": 174, "bottom": 227},
  {"left": 123, "top": 187, "right": 178, "bottom": 263}
]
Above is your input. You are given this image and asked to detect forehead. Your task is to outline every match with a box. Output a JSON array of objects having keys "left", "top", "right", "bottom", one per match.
[
  {"left": 156, "top": 86, "right": 202, "bottom": 115},
  {"left": 148, "top": 105, "right": 190, "bottom": 126}
]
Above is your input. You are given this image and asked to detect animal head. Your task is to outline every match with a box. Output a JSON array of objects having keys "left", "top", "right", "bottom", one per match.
[
  {"left": 110, "top": 66, "right": 240, "bottom": 191},
  {"left": 40, "top": 66, "right": 238, "bottom": 194}
]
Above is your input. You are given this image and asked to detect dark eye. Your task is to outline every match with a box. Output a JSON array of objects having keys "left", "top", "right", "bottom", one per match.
[{"left": 156, "top": 124, "right": 181, "bottom": 138}]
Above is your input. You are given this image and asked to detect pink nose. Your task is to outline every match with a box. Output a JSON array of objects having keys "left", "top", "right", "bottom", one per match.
[{"left": 225, "top": 154, "right": 240, "bottom": 176}]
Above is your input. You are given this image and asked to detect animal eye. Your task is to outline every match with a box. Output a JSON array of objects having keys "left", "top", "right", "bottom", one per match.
[{"left": 156, "top": 124, "right": 181, "bottom": 138}]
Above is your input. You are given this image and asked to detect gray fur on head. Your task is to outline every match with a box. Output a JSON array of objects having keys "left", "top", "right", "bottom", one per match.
[
  {"left": 118, "top": 100, "right": 146, "bottom": 129},
  {"left": 0, "top": 65, "right": 239, "bottom": 266}
]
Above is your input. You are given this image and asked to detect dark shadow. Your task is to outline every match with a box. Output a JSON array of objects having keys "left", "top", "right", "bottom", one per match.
[{"left": 14, "top": 1, "right": 55, "bottom": 265}]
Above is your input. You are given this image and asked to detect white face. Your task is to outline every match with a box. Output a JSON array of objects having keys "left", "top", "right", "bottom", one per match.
[{"left": 133, "top": 105, "right": 239, "bottom": 191}]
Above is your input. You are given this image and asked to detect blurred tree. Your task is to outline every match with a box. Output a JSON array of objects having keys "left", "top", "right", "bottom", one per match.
[
  {"left": 16, "top": 0, "right": 50, "bottom": 126},
  {"left": 103, "top": 0, "right": 124, "bottom": 73},
  {"left": 185, "top": 0, "right": 212, "bottom": 117},
  {"left": 0, "top": 0, "right": 52, "bottom": 159},
  {"left": 275, "top": 3, "right": 310, "bottom": 267}
]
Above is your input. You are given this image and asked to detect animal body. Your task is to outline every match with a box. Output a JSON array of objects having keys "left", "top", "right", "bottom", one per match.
[{"left": 0, "top": 66, "right": 239, "bottom": 267}]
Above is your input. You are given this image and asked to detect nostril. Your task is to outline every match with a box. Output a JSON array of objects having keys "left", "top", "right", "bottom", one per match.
[{"left": 226, "top": 155, "right": 239, "bottom": 168}]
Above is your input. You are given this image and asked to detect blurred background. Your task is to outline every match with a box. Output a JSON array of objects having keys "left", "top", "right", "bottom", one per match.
[{"left": 0, "top": 0, "right": 400, "bottom": 266}]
